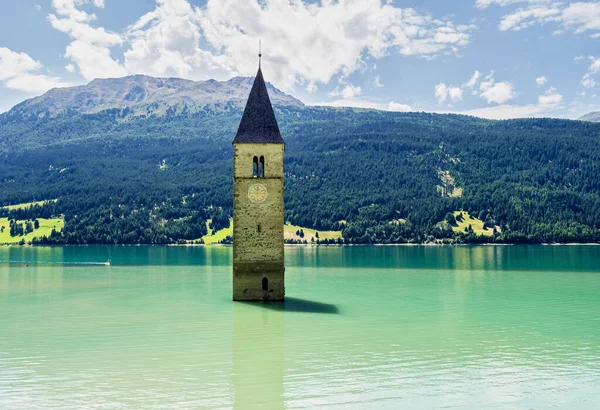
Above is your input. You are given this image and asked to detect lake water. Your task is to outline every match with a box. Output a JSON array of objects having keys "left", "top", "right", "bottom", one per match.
[{"left": 1, "top": 245, "right": 600, "bottom": 409}]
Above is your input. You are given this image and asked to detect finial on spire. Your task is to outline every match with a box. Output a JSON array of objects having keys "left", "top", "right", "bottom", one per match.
[{"left": 258, "top": 39, "right": 262, "bottom": 68}]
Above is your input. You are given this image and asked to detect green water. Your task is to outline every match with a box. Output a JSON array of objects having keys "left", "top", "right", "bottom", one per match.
[{"left": 1, "top": 246, "right": 600, "bottom": 409}]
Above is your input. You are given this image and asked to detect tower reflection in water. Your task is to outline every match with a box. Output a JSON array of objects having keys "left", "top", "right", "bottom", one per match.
[{"left": 232, "top": 303, "right": 284, "bottom": 409}]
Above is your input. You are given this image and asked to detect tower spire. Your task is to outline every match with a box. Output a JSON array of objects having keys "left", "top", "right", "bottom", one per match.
[
  {"left": 233, "top": 62, "right": 283, "bottom": 144},
  {"left": 258, "top": 39, "right": 262, "bottom": 69}
]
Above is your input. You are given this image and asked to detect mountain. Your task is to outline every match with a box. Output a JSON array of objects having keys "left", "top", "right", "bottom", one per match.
[
  {"left": 1, "top": 75, "right": 600, "bottom": 245},
  {"left": 3, "top": 75, "right": 303, "bottom": 121},
  {"left": 579, "top": 111, "right": 600, "bottom": 122}
]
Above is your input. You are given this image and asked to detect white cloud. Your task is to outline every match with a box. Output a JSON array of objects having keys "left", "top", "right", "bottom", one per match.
[
  {"left": 480, "top": 81, "right": 515, "bottom": 104},
  {"left": 475, "top": 0, "right": 551, "bottom": 9},
  {"left": 538, "top": 87, "right": 562, "bottom": 106},
  {"left": 459, "top": 103, "right": 548, "bottom": 119},
  {"left": 314, "top": 98, "right": 412, "bottom": 112},
  {"left": 479, "top": 0, "right": 600, "bottom": 37},
  {"left": 65, "top": 63, "right": 75, "bottom": 73},
  {"left": 498, "top": 7, "right": 561, "bottom": 31},
  {"left": 578, "top": 56, "right": 600, "bottom": 88},
  {"left": 388, "top": 101, "right": 412, "bottom": 112},
  {"left": 45, "top": 0, "right": 473, "bottom": 90},
  {"left": 123, "top": 0, "right": 235, "bottom": 81},
  {"left": 450, "top": 84, "right": 562, "bottom": 119},
  {"left": 65, "top": 41, "right": 128, "bottom": 81},
  {"left": 435, "top": 82, "right": 463, "bottom": 103},
  {"left": 0, "top": 48, "right": 39, "bottom": 81},
  {"left": 478, "top": 72, "right": 516, "bottom": 104},
  {"left": 536, "top": 75, "right": 547, "bottom": 85},
  {"left": 435, "top": 83, "right": 447, "bottom": 103},
  {"left": 374, "top": 75, "right": 383, "bottom": 88},
  {"left": 330, "top": 84, "right": 362, "bottom": 99},
  {"left": 197, "top": 0, "right": 473, "bottom": 90},
  {"left": 479, "top": 71, "right": 494, "bottom": 89},
  {"left": 464, "top": 70, "right": 481, "bottom": 88},
  {"left": 322, "top": 81, "right": 411, "bottom": 112},
  {"left": 0, "top": 47, "right": 71, "bottom": 93},
  {"left": 48, "top": 0, "right": 127, "bottom": 81},
  {"left": 582, "top": 75, "right": 596, "bottom": 88},
  {"left": 561, "top": 2, "right": 600, "bottom": 35},
  {"left": 51, "top": 0, "right": 101, "bottom": 22},
  {"left": 449, "top": 87, "right": 463, "bottom": 101},
  {"left": 435, "top": 70, "right": 517, "bottom": 107}
]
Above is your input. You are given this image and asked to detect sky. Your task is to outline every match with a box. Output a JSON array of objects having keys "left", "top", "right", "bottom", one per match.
[{"left": 0, "top": 0, "right": 599, "bottom": 119}]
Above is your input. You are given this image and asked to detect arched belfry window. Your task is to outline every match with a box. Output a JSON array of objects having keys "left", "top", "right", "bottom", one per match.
[
  {"left": 262, "top": 277, "right": 268, "bottom": 291},
  {"left": 259, "top": 156, "right": 265, "bottom": 178},
  {"left": 253, "top": 156, "right": 258, "bottom": 177}
]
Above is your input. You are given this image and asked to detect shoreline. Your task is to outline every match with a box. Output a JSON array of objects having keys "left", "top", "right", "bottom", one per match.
[{"left": 1, "top": 242, "right": 600, "bottom": 248}]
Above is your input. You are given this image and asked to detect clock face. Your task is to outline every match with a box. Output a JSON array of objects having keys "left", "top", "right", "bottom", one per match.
[{"left": 248, "top": 183, "right": 268, "bottom": 204}]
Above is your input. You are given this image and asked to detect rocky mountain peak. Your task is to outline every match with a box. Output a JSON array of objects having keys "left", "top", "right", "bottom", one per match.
[{"left": 3, "top": 75, "right": 304, "bottom": 121}]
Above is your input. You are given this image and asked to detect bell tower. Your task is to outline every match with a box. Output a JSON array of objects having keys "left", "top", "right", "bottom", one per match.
[{"left": 232, "top": 58, "right": 285, "bottom": 301}]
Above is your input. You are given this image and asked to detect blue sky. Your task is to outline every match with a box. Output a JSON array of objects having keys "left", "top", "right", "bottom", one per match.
[{"left": 0, "top": 0, "right": 599, "bottom": 118}]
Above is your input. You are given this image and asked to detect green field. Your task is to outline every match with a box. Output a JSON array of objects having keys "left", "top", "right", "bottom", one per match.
[
  {"left": 284, "top": 223, "right": 342, "bottom": 242},
  {"left": 0, "top": 217, "right": 64, "bottom": 244},
  {"left": 201, "top": 219, "right": 233, "bottom": 244},
  {"left": 2, "top": 199, "right": 58, "bottom": 211},
  {"left": 450, "top": 211, "right": 496, "bottom": 237},
  {"left": 199, "top": 220, "right": 343, "bottom": 244}
]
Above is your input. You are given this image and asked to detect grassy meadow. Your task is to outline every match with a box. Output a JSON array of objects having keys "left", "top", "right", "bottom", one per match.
[
  {"left": 202, "top": 219, "right": 233, "bottom": 244},
  {"left": 199, "top": 220, "right": 343, "bottom": 245},
  {"left": 0, "top": 217, "right": 64, "bottom": 244},
  {"left": 450, "top": 211, "right": 496, "bottom": 237},
  {"left": 284, "top": 223, "right": 342, "bottom": 242},
  {"left": 2, "top": 199, "right": 57, "bottom": 211}
]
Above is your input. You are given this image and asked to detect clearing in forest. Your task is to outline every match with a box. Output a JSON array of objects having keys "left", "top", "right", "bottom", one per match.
[{"left": 0, "top": 217, "right": 64, "bottom": 244}]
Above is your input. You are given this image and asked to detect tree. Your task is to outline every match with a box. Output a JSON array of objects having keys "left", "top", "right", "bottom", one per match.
[
  {"left": 445, "top": 213, "right": 457, "bottom": 226},
  {"left": 10, "top": 220, "right": 24, "bottom": 237}
]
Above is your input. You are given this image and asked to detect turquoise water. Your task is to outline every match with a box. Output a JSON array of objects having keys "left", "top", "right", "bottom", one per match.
[{"left": 1, "top": 245, "right": 600, "bottom": 409}]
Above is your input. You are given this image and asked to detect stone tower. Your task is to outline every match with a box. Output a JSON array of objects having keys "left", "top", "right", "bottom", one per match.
[{"left": 232, "top": 63, "right": 285, "bottom": 301}]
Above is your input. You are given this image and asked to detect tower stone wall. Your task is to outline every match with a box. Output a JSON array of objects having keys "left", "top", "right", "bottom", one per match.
[{"left": 233, "top": 144, "right": 285, "bottom": 301}]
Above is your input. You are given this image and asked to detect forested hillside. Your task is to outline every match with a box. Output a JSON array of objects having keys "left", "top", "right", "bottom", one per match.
[{"left": 1, "top": 77, "right": 600, "bottom": 244}]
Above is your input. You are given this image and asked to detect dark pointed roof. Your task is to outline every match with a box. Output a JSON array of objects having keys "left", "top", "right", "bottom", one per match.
[{"left": 233, "top": 67, "right": 284, "bottom": 144}]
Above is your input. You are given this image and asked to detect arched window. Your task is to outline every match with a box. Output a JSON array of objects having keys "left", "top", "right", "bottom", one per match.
[
  {"left": 259, "top": 156, "right": 265, "bottom": 178},
  {"left": 262, "top": 277, "right": 268, "bottom": 291},
  {"left": 253, "top": 156, "right": 258, "bottom": 177}
]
